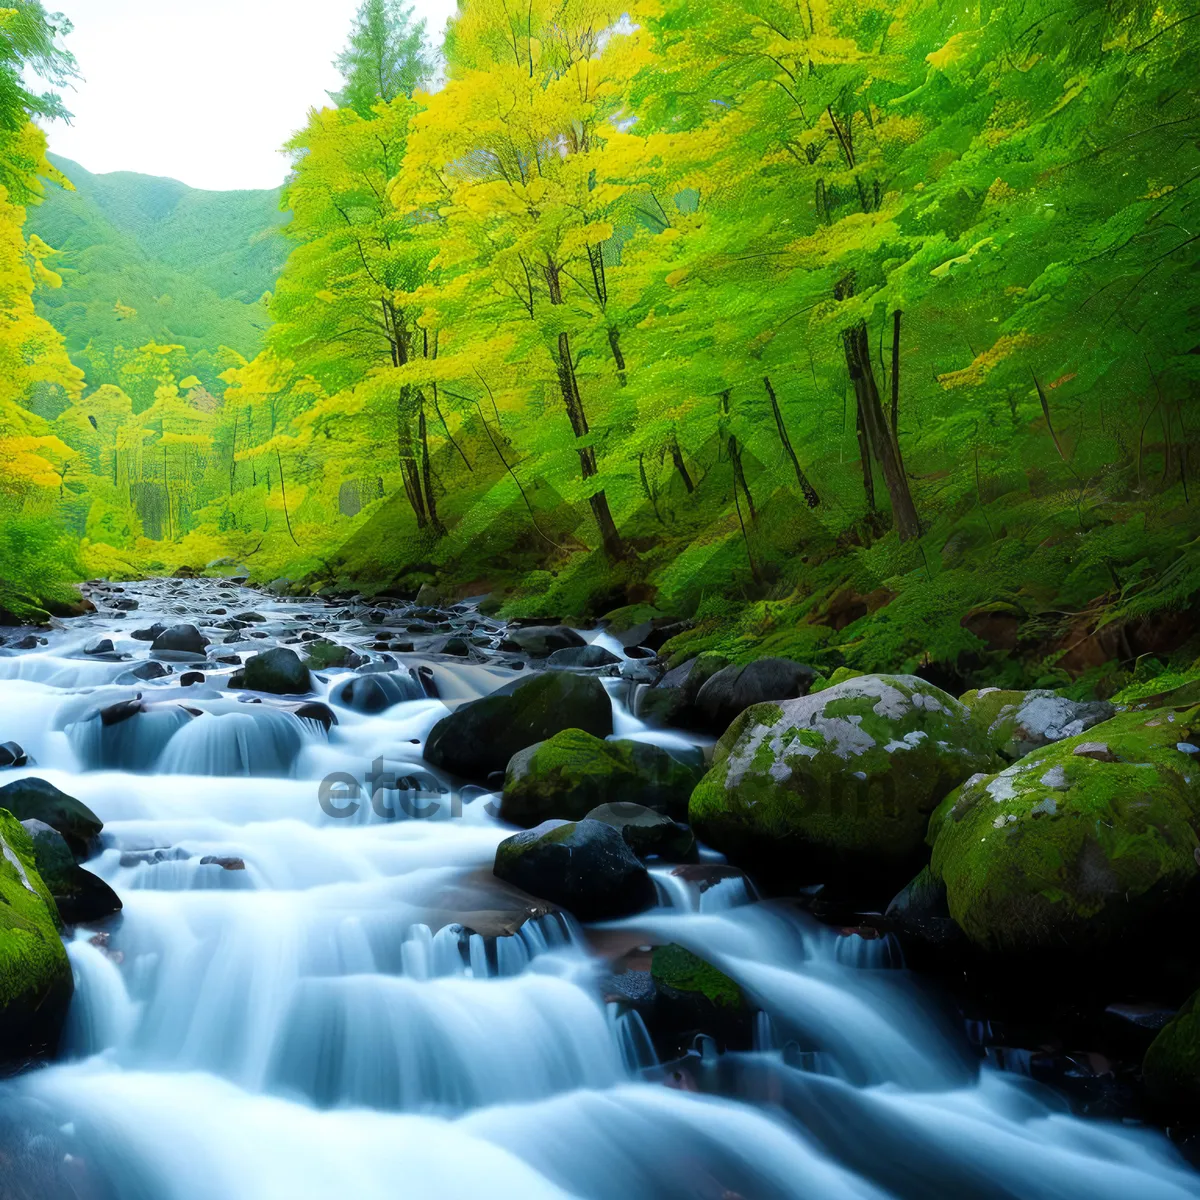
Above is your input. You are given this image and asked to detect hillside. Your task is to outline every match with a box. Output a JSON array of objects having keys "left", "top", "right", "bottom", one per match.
[{"left": 27, "top": 154, "right": 289, "bottom": 365}]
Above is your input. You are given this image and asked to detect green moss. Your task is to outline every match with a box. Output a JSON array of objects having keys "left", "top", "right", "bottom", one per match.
[
  {"left": 811, "top": 667, "right": 864, "bottom": 694},
  {"left": 1143, "top": 988, "right": 1200, "bottom": 1109},
  {"left": 303, "top": 639, "right": 353, "bottom": 670},
  {"left": 0, "top": 810, "right": 70, "bottom": 1011},
  {"left": 651, "top": 943, "right": 742, "bottom": 1008},
  {"left": 928, "top": 707, "right": 1200, "bottom": 952},
  {"left": 602, "top": 604, "right": 664, "bottom": 633}
]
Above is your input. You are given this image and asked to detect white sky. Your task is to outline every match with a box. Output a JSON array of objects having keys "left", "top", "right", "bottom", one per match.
[{"left": 37, "top": 0, "right": 457, "bottom": 192}]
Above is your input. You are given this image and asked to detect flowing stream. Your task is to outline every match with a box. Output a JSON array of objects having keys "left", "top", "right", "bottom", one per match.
[{"left": 0, "top": 578, "right": 1197, "bottom": 1199}]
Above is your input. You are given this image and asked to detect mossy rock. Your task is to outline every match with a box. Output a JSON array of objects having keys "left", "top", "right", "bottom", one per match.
[
  {"left": 0, "top": 777, "right": 103, "bottom": 858},
  {"left": 303, "top": 639, "right": 359, "bottom": 671},
  {"left": 811, "top": 667, "right": 865, "bottom": 694},
  {"left": 602, "top": 604, "right": 664, "bottom": 634},
  {"left": 648, "top": 943, "right": 753, "bottom": 1056},
  {"left": 239, "top": 647, "right": 313, "bottom": 695},
  {"left": 0, "top": 809, "right": 72, "bottom": 1060},
  {"left": 500, "top": 729, "right": 701, "bottom": 826},
  {"left": 651, "top": 943, "right": 742, "bottom": 1008},
  {"left": 960, "top": 688, "right": 1114, "bottom": 761},
  {"left": 689, "top": 674, "right": 997, "bottom": 893},
  {"left": 928, "top": 708, "right": 1200, "bottom": 954},
  {"left": 1143, "top": 988, "right": 1200, "bottom": 1112}
]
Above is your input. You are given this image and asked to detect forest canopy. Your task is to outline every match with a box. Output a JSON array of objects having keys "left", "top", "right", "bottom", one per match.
[{"left": 2, "top": 0, "right": 1199, "bottom": 697}]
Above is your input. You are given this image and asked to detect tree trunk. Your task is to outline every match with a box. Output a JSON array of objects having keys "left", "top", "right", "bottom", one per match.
[
  {"left": 729, "top": 434, "right": 757, "bottom": 520},
  {"left": 397, "top": 391, "right": 428, "bottom": 528},
  {"left": 890, "top": 309, "right": 902, "bottom": 441},
  {"left": 670, "top": 437, "right": 694, "bottom": 493},
  {"left": 607, "top": 327, "right": 627, "bottom": 387},
  {"left": 419, "top": 397, "right": 445, "bottom": 535},
  {"left": 638, "top": 451, "right": 664, "bottom": 524},
  {"left": 762, "top": 375, "right": 820, "bottom": 508},
  {"left": 842, "top": 320, "right": 920, "bottom": 540},
  {"left": 556, "top": 331, "right": 624, "bottom": 558},
  {"left": 855, "top": 399, "right": 876, "bottom": 512},
  {"left": 277, "top": 449, "right": 300, "bottom": 546}
]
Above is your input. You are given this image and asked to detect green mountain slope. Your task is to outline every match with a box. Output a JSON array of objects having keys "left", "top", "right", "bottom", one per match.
[{"left": 27, "top": 154, "right": 288, "bottom": 361}]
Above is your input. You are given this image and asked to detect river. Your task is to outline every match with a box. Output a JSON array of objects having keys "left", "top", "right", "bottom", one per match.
[{"left": 0, "top": 576, "right": 1196, "bottom": 1199}]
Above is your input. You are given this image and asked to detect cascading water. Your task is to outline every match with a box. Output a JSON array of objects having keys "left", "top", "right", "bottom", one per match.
[{"left": 0, "top": 577, "right": 1196, "bottom": 1199}]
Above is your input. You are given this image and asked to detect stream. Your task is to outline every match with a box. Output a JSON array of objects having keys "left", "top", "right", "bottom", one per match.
[{"left": 0, "top": 577, "right": 1197, "bottom": 1199}]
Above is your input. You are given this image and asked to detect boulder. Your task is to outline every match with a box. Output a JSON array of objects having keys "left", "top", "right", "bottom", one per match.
[
  {"left": 425, "top": 672, "right": 612, "bottom": 780},
  {"left": 884, "top": 865, "right": 963, "bottom": 948},
  {"left": 500, "top": 729, "right": 701, "bottom": 826},
  {"left": 546, "top": 644, "right": 621, "bottom": 670},
  {"left": 501, "top": 625, "right": 586, "bottom": 657},
  {"left": 83, "top": 638, "right": 114, "bottom": 656},
  {"left": 0, "top": 742, "right": 28, "bottom": 769},
  {"left": 238, "top": 647, "right": 312, "bottom": 695},
  {"left": 689, "top": 674, "right": 998, "bottom": 893},
  {"left": 649, "top": 942, "right": 753, "bottom": 1056},
  {"left": 1142, "top": 988, "right": 1200, "bottom": 1112},
  {"left": 635, "top": 653, "right": 730, "bottom": 729},
  {"left": 130, "top": 623, "right": 167, "bottom": 642},
  {"left": 695, "top": 657, "right": 819, "bottom": 734},
  {"left": 585, "top": 802, "right": 697, "bottom": 861},
  {"left": 151, "top": 624, "right": 208, "bottom": 656},
  {"left": 20, "top": 820, "right": 121, "bottom": 926},
  {"left": 121, "top": 661, "right": 171, "bottom": 683},
  {"left": 0, "top": 810, "right": 72, "bottom": 1060},
  {"left": 928, "top": 708, "right": 1200, "bottom": 955},
  {"left": 493, "top": 818, "right": 655, "bottom": 920},
  {"left": 335, "top": 669, "right": 429, "bottom": 713},
  {"left": 0, "top": 778, "right": 103, "bottom": 859},
  {"left": 960, "top": 687, "right": 1115, "bottom": 761}
]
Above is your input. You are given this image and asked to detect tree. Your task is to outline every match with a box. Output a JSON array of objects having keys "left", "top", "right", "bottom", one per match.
[{"left": 329, "top": 0, "right": 431, "bottom": 116}]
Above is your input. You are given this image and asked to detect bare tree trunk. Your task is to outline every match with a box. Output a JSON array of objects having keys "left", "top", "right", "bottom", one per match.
[
  {"left": 855, "top": 399, "right": 877, "bottom": 512},
  {"left": 890, "top": 309, "right": 902, "bottom": 441},
  {"left": 397, "top": 391, "right": 428, "bottom": 528},
  {"left": 419, "top": 397, "right": 445, "bottom": 535},
  {"left": 842, "top": 320, "right": 920, "bottom": 540},
  {"left": 729, "top": 434, "right": 757, "bottom": 520},
  {"left": 277, "top": 450, "right": 300, "bottom": 546},
  {"left": 762, "top": 375, "right": 820, "bottom": 508},
  {"left": 638, "top": 452, "right": 664, "bottom": 525},
  {"left": 670, "top": 437, "right": 695, "bottom": 493},
  {"left": 607, "top": 327, "right": 627, "bottom": 387},
  {"left": 556, "top": 331, "right": 624, "bottom": 558}
]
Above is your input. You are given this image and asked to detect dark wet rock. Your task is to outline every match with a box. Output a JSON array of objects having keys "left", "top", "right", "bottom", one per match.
[
  {"left": 20, "top": 819, "right": 122, "bottom": 926},
  {"left": 151, "top": 623, "right": 208, "bottom": 655},
  {"left": 0, "top": 811, "right": 73, "bottom": 1061},
  {"left": 1143, "top": 988, "right": 1200, "bottom": 1114},
  {"left": 130, "top": 623, "right": 168, "bottom": 642},
  {"left": 200, "top": 855, "right": 246, "bottom": 871},
  {"left": 695, "top": 657, "right": 819, "bottom": 734},
  {"left": 100, "top": 699, "right": 144, "bottom": 726},
  {"left": 636, "top": 653, "right": 729, "bottom": 729},
  {"left": 438, "top": 636, "right": 471, "bottom": 657},
  {"left": 180, "top": 671, "right": 205, "bottom": 687},
  {"left": 0, "top": 777, "right": 103, "bottom": 858},
  {"left": 336, "top": 669, "right": 427, "bottom": 713},
  {"left": 110, "top": 597, "right": 139, "bottom": 611},
  {"left": 216, "top": 654, "right": 242, "bottom": 666},
  {"left": 83, "top": 637, "right": 114, "bottom": 656},
  {"left": 122, "top": 661, "right": 171, "bottom": 682},
  {"left": 885, "top": 866, "right": 964, "bottom": 948},
  {"left": 0, "top": 741, "right": 28, "bottom": 768},
  {"left": 234, "top": 611, "right": 268, "bottom": 623},
  {"left": 415, "top": 583, "right": 443, "bottom": 607},
  {"left": 648, "top": 943, "right": 754, "bottom": 1057},
  {"left": 960, "top": 688, "right": 1116, "bottom": 761},
  {"left": 928, "top": 707, "right": 1200, "bottom": 955},
  {"left": 500, "top": 729, "right": 701, "bottom": 826},
  {"left": 11, "top": 635, "right": 41, "bottom": 650},
  {"left": 303, "top": 639, "right": 364, "bottom": 671},
  {"left": 625, "top": 645, "right": 656, "bottom": 659},
  {"left": 425, "top": 672, "right": 613, "bottom": 780},
  {"left": 585, "top": 802, "right": 697, "bottom": 861},
  {"left": 493, "top": 818, "right": 655, "bottom": 920},
  {"left": 691, "top": 674, "right": 998, "bottom": 895},
  {"left": 500, "top": 625, "right": 586, "bottom": 657},
  {"left": 237, "top": 647, "right": 312, "bottom": 695},
  {"left": 547, "top": 644, "right": 621, "bottom": 669},
  {"left": 289, "top": 701, "right": 338, "bottom": 731}
]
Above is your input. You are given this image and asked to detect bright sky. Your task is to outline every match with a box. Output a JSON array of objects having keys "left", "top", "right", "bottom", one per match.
[{"left": 38, "top": 0, "right": 457, "bottom": 192}]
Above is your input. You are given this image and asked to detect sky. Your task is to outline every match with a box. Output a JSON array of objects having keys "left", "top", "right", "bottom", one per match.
[{"left": 37, "top": 0, "right": 458, "bottom": 192}]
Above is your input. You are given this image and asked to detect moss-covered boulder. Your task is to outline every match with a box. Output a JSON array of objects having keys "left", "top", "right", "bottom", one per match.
[
  {"left": 237, "top": 647, "right": 313, "bottom": 695},
  {"left": 21, "top": 819, "right": 122, "bottom": 927},
  {"left": 649, "top": 943, "right": 753, "bottom": 1055},
  {"left": 689, "top": 674, "right": 997, "bottom": 892},
  {"left": 425, "top": 672, "right": 612, "bottom": 780},
  {"left": 928, "top": 708, "right": 1200, "bottom": 954},
  {"left": 499, "top": 729, "right": 701, "bottom": 826},
  {"left": 303, "top": 639, "right": 364, "bottom": 672},
  {"left": 1142, "top": 988, "right": 1200, "bottom": 1112},
  {"left": 694, "top": 657, "right": 818, "bottom": 734},
  {"left": 0, "top": 777, "right": 102, "bottom": 859},
  {"left": 493, "top": 818, "right": 655, "bottom": 920},
  {"left": 960, "top": 688, "right": 1114, "bottom": 762},
  {"left": 0, "top": 810, "right": 72, "bottom": 1060}
]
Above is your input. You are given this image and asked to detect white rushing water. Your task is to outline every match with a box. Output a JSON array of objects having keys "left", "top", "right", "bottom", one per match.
[{"left": 0, "top": 578, "right": 1197, "bottom": 1199}]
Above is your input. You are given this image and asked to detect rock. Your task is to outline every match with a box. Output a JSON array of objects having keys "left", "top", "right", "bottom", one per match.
[
  {"left": 335, "top": 669, "right": 428, "bottom": 713},
  {"left": 585, "top": 802, "right": 697, "bottom": 861},
  {"left": 266, "top": 578, "right": 292, "bottom": 595},
  {"left": 438, "top": 636, "right": 471, "bottom": 658},
  {"left": 960, "top": 688, "right": 1116, "bottom": 761},
  {"left": 493, "top": 819, "right": 655, "bottom": 920},
  {"left": 12, "top": 635, "right": 40, "bottom": 650},
  {"left": 110, "top": 597, "right": 139, "bottom": 611},
  {"left": 695, "top": 657, "right": 819, "bottom": 734},
  {"left": 130, "top": 623, "right": 167, "bottom": 642},
  {"left": 0, "top": 742, "right": 28, "bottom": 768},
  {"left": 304, "top": 640, "right": 363, "bottom": 671},
  {"left": 289, "top": 701, "right": 338, "bottom": 731},
  {"left": 928, "top": 708, "right": 1200, "bottom": 954},
  {"left": 500, "top": 729, "right": 701, "bottom": 826},
  {"left": 83, "top": 638, "right": 114, "bottom": 656},
  {"left": 122, "top": 661, "right": 171, "bottom": 682},
  {"left": 635, "top": 653, "right": 730, "bottom": 729},
  {"left": 546, "top": 644, "right": 621, "bottom": 669},
  {"left": 233, "top": 611, "right": 267, "bottom": 624},
  {"left": 415, "top": 583, "right": 444, "bottom": 607},
  {"left": 0, "top": 811, "right": 72, "bottom": 1060},
  {"left": 1073, "top": 741, "right": 1117, "bottom": 762},
  {"left": 238, "top": 647, "right": 312, "bottom": 695},
  {"left": 151, "top": 624, "right": 208, "bottom": 655},
  {"left": 500, "top": 625, "right": 586, "bottom": 657},
  {"left": 180, "top": 671, "right": 205, "bottom": 687},
  {"left": 19, "top": 820, "right": 121, "bottom": 926},
  {"left": 649, "top": 943, "right": 753, "bottom": 1056},
  {"left": 425, "top": 672, "right": 613, "bottom": 780},
  {"left": 689, "top": 674, "right": 998, "bottom": 893},
  {"left": 1142, "top": 989, "right": 1200, "bottom": 1112},
  {"left": 884, "top": 865, "right": 963, "bottom": 947},
  {"left": 200, "top": 855, "right": 246, "bottom": 871},
  {"left": 0, "top": 778, "right": 103, "bottom": 859}
]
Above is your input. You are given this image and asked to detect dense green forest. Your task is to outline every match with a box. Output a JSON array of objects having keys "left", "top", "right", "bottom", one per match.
[{"left": 2, "top": 0, "right": 1199, "bottom": 701}]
